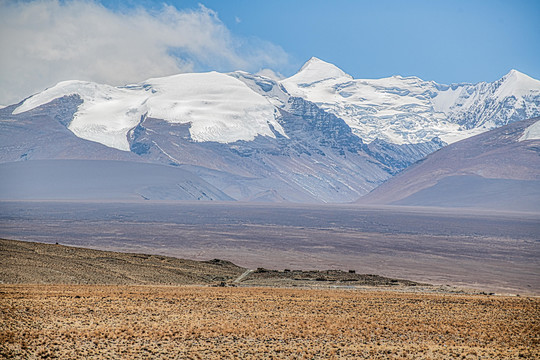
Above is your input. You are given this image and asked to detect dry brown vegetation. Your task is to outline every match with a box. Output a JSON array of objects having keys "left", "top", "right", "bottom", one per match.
[
  {"left": 1, "top": 285, "right": 538, "bottom": 359},
  {"left": 244, "top": 268, "right": 425, "bottom": 288},
  {"left": 0, "top": 238, "right": 245, "bottom": 285},
  {"left": 0, "top": 238, "right": 428, "bottom": 289}
]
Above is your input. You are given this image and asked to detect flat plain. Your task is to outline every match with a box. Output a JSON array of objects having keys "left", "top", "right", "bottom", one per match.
[
  {"left": 1, "top": 285, "right": 538, "bottom": 359},
  {"left": 1, "top": 201, "right": 538, "bottom": 294}
]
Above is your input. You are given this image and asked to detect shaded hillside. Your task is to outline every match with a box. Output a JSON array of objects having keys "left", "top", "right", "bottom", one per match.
[
  {"left": 358, "top": 117, "right": 540, "bottom": 211},
  {"left": 0, "top": 160, "right": 233, "bottom": 201}
]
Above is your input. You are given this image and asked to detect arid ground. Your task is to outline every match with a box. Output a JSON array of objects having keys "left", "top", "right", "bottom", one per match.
[
  {"left": 0, "top": 238, "right": 425, "bottom": 289},
  {"left": 1, "top": 285, "right": 538, "bottom": 359},
  {"left": 1, "top": 239, "right": 538, "bottom": 359},
  {"left": 1, "top": 201, "right": 538, "bottom": 294}
]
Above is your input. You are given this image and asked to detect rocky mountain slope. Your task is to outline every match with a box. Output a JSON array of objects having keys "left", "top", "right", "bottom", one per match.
[{"left": 1, "top": 58, "right": 539, "bottom": 202}]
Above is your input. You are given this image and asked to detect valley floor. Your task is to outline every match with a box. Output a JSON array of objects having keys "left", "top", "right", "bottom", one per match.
[
  {"left": 1, "top": 285, "right": 537, "bottom": 359},
  {"left": 1, "top": 201, "right": 538, "bottom": 295}
]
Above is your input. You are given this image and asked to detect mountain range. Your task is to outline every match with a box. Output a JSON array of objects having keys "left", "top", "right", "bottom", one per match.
[{"left": 1, "top": 57, "right": 539, "bottom": 205}]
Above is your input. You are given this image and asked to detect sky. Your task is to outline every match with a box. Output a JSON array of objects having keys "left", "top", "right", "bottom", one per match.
[{"left": 1, "top": 0, "right": 539, "bottom": 105}]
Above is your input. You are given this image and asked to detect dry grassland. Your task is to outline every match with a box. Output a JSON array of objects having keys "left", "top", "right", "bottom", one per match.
[
  {"left": 0, "top": 239, "right": 245, "bottom": 285},
  {"left": 1, "top": 285, "right": 538, "bottom": 359}
]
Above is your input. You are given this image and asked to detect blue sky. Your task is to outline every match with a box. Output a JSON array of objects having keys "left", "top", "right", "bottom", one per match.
[
  {"left": 100, "top": 0, "right": 540, "bottom": 83},
  {"left": 1, "top": 0, "right": 539, "bottom": 104}
]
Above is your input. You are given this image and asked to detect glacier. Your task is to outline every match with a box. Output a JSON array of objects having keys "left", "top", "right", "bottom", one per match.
[{"left": 14, "top": 72, "right": 286, "bottom": 151}]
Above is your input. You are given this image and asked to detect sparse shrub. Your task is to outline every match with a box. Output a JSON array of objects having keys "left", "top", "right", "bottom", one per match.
[{"left": 0, "top": 285, "right": 537, "bottom": 360}]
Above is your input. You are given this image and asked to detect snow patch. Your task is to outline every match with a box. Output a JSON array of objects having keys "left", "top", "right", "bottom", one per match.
[
  {"left": 143, "top": 72, "right": 286, "bottom": 143},
  {"left": 519, "top": 120, "right": 540, "bottom": 141},
  {"left": 432, "top": 86, "right": 464, "bottom": 113},
  {"left": 14, "top": 81, "right": 147, "bottom": 151}
]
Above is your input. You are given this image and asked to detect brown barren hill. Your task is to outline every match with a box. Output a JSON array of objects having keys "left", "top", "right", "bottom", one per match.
[
  {"left": 358, "top": 117, "right": 540, "bottom": 211},
  {"left": 0, "top": 238, "right": 428, "bottom": 288},
  {"left": 0, "top": 238, "right": 245, "bottom": 285}
]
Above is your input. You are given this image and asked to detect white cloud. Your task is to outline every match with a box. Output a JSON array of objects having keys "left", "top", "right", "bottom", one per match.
[
  {"left": 0, "top": 0, "right": 289, "bottom": 105},
  {"left": 256, "top": 68, "right": 285, "bottom": 81}
]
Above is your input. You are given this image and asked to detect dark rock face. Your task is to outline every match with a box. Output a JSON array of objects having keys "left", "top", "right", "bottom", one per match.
[
  {"left": 284, "top": 97, "right": 366, "bottom": 155},
  {"left": 366, "top": 137, "right": 445, "bottom": 175}
]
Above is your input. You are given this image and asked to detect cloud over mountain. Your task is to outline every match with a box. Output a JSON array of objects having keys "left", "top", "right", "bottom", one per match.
[{"left": 0, "top": 0, "right": 289, "bottom": 105}]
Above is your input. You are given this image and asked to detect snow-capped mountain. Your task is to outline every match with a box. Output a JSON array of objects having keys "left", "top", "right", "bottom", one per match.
[
  {"left": 11, "top": 57, "right": 540, "bottom": 151},
  {"left": 13, "top": 72, "right": 286, "bottom": 151},
  {"left": 2, "top": 58, "right": 539, "bottom": 203},
  {"left": 1, "top": 82, "right": 394, "bottom": 202},
  {"left": 282, "top": 57, "right": 540, "bottom": 145}
]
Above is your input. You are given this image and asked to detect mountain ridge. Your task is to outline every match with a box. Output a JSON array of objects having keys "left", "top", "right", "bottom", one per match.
[
  {"left": 281, "top": 59, "right": 540, "bottom": 145},
  {"left": 11, "top": 58, "right": 540, "bottom": 150},
  {"left": 2, "top": 58, "right": 539, "bottom": 203}
]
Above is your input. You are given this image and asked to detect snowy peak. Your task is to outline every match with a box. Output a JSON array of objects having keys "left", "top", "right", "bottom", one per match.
[
  {"left": 503, "top": 69, "right": 534, "bottom": 81},
  {"left": 12, "top": 72, "right": 287, "bottom": 151},
  {"left": 496, "top": 69, "right": 540, "bottom": 98},
  {"left": 287, "top": 57, "right": 352, "bottom": 85},
  {"left": 281, "top": 59, "right": 540, "bottom": 145}
]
